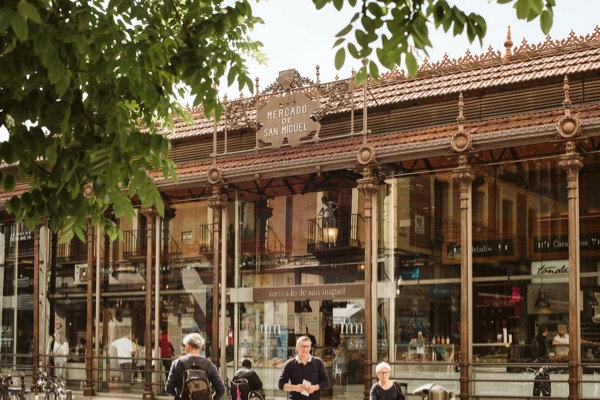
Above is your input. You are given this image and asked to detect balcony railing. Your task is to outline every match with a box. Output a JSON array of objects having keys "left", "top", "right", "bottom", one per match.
[
  {"left": 122, "top": 229, "right": 182, "bottom": 261},
  {"left": 199, "top": 224, "right": 213, "bottom": 253},
  {"left": 57, "top": 236, "right": 90, "bottom": 263},
  {"left": 307, "top": 213, "right": 362, "bottom": 252},
  {"left": 199, "top": 223, "right": 286, "bottom": 267}
]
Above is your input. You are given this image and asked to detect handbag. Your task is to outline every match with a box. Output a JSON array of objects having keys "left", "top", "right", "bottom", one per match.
[{"left": 393, "top": 381, "right": 406, "bottom": 400}]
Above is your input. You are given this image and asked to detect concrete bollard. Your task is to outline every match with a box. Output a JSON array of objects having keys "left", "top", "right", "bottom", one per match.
[{"left": 65, "top": 389, "right": 72, "bottom": 400}]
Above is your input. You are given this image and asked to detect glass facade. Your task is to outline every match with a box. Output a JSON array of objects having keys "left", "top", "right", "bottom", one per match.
[
  {"left": 2, "top": 142, "right": 600, "bottom": 398},
  {"left": 1, "top": 33, "right": 600, "bottom": 399}
]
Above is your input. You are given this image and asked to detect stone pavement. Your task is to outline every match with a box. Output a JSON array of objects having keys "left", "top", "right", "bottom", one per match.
[{"left": 70, "top": 385, "right": 362, "bottom": 400}]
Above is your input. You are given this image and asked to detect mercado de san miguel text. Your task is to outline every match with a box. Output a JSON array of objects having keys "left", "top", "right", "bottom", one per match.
[{"left": 3, "top": 27, "right": 600, "bottom": 400}]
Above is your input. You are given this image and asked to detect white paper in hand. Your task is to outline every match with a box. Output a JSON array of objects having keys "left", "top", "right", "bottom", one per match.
[{"left": 301, "top": 379, "right": 311, "bottom": 396}]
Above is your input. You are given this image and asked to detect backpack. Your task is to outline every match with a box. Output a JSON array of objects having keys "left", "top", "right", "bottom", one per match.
[
  {"left": 180, "top": 357, "right": 213, "bottom": 400},
  {"left": 230, "top": 378, "right": 250, "bottom": 400}
]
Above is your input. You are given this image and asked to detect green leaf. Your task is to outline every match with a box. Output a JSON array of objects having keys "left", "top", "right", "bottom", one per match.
[
  {"left": 515, "top": 0, "right": 530, "bottom": 19},
  {"left": 355, "top": 29, "right": 369, "bottom": 47},
  {"left": 529, "top": 0, "right": 544, "bottom": 14},
  {"left": 333, "top": 37, "right": 345, "bottom": 47},
  {"left": 313, "top": 0, "right": 328, "bottom": 10},
  {"left": 405, "top": 52, "right": 418, "bottom": 78},
  {"left": 334, "top": 47, "right": 346, "bottom": 70},
  {"left": 0, "top": 9, "right": 14, "bottom": 33},
  {"left": 10, "top": 13, "right": 28, "bottom": 41},
  {"left": 17, "top": 0, "right": 42, "bottom": 24},
  {"left": 367, "top": 3, "right": 385, "bottom": 18},
  {"left": 347, "top": 42, "right": 359, "bottom": 59},
  {"left": 335, "top": 23, "right": 353, "bottom": 38},
  {"left": 8, "top": 196, "right": 21, "bottom": 214},
  {"left": 540, "top": 10, "right": 553, "bottom": 34},
  {"left": 3, "top": 174, "right": 16, "bottom": 191},
  {"left": 368, "top": 60, "right": 379, "bottom": 80}
]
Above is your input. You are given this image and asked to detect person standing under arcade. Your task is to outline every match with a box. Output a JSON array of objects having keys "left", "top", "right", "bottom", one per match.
[
  {"left": 160, "top": 326, "right": 175, "bottom": 383},
  {"left": 278, "top": 335, "right": 329, "bottom": 400}
]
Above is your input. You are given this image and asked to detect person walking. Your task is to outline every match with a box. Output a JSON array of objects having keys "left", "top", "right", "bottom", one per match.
[
  {"left": 161, "top": 327, "right": 175, "bottom": 382},
  {"left": 47, "top": 331, "right": 69, "bottom": 379},
  {"left": 111, "top": 330, "right": 135, "bottom": 392},
  {"left": 332, "top": 337, "right": 347, "bottom": 386},
  {"left": 165, "top": 332, "right": 225, "bottom": 400},
  {"left": 278, "top": 335, "right": 329, "bottom": 400}
]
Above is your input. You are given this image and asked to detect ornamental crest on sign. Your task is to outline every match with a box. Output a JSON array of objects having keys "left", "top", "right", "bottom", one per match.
[{"left": 277, "top": 69, "right": 296, "bottom": 91}]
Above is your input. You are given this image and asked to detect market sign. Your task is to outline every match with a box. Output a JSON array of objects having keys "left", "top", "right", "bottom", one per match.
[
  {"left": 256, "top": 91, "right": 321, "bottom": 148},
  {"left": 253, "top": 283, "right": 363, "bottom": 301}
]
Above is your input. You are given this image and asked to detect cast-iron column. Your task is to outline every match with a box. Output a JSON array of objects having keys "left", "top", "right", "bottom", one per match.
[
  {"left": 142, "top": 207, "right": 158, "bottom": 400},
  {"left": 357, "top": 167, "right": 377, "bottom": 400},
  {"left": 32, "top": 222, "right": 44, "bottom": 384},
  {"left": 453, "top": 155, "right": 475, "bottom": 400},
  {"left": 83, "top": 216, "right": 95, "bottom": 396},
  {"left": 559, "top": 141, "right": 583, "bottom": 400},
  {"left": 208, "top": 186, "right": 227, "bottom": 364}
]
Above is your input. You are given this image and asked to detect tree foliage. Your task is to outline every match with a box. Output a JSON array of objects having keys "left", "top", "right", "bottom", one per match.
[
  {"left": 316, "top": 0, "right": 555, "bottom": 80},
  {"left": 0, "top": 0, "right": 555, "bottom": 242},
  {"left": 0, "top": 0, "right": 263, "bottom": 241}
]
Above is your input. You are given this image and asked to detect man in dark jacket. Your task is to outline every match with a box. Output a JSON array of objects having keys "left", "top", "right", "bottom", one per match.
[
  {"left": 278, "top": 335, "right": 329, "bottom": 400},
  {"left": 532, "top": 324, "right": 549, "bottom": 360},
  {"left": 233, "top": 359, "right": 264, "bottom": 400},
  {"left": 165, "top": 333, "right": 225, "bottom": 400},
  {"left": 234, "top": 359, "right": 263, "bottom": 392},
  {"left": 532, "top": 324, "right": 551, "bottom": 397}
]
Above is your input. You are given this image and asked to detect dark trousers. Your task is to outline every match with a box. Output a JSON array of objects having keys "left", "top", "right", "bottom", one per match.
[{"left": 532, "top": 367, "right": 551, "bottom": 397}]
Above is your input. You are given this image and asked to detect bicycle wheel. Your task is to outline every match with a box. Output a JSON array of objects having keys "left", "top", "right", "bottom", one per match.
[
  {"left": 10, "top": 392, "right": 30, "bottom": 400},
  {"left": 43, "top": 391, "right": 62, "bottom": 400}
]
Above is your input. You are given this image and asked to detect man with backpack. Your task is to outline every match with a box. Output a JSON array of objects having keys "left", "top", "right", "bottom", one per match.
[
  {"left": 165, "top": 333, "right": 225, "bottom": 400},
  {"left": 232, "top": 359, "right": 264, "bottom": 400}
]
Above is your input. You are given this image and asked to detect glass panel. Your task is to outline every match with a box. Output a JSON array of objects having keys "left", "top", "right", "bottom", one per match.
[{"left": 579, "top": 160, "right": 600, "bottom": 369}]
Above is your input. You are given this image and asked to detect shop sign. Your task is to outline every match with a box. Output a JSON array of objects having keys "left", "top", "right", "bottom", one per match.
[
  {"left": 253, "top": 283, "right": 363, "bottom": 301},
  {"left": 430, "top": 285, "right": 452, "bottom": 300},
  {"left": 446, "top": 239, "right": 514, "bottom": 257},
  {"left": 17, "top": 276, "right": 30, "bottom": 288},
  {"left": 477, "top": 293, "right": 519, "bottom": 307},
  {"left": 531, "top": 259, "right": 569, "bottom": 283},
  {"left": 533, "top": 233, "right": 600, "bottom": 253},
  {"left": 256, "top": 91, "right": 320, "bottom": 148},
  {"left": 532, "top": 259, "right": 569, "bottom": 275}
]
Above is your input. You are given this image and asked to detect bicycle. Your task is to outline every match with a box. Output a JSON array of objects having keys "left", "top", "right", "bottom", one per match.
[
  {"left": 35, "top": 370, "right": 65, "bottom": 400},
  {"left": 7, "top": 372, "right": 31, "bottom": 400},
  {"left": 0, "top": 374, "right": 13, "bottom": 400}
]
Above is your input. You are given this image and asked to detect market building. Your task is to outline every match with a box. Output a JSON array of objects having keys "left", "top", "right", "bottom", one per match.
[{"left": 2, "top": 27, "right": 600, "bottom": 400}]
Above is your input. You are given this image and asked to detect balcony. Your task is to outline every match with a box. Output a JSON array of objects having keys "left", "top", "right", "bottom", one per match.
[
  {"left": 122, "top": 229, "right": 182, "bottom": 261},
  {"left": 57, "top": 237, "right": 90, "bottom": 263},
  {"left": 307, "top": 213, "right": 362, "bottom": 253}
]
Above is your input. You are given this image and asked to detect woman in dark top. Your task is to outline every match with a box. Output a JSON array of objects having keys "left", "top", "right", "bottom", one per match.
[{"left": 370, "top": 362, "right": 404, "bottom": 400}]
